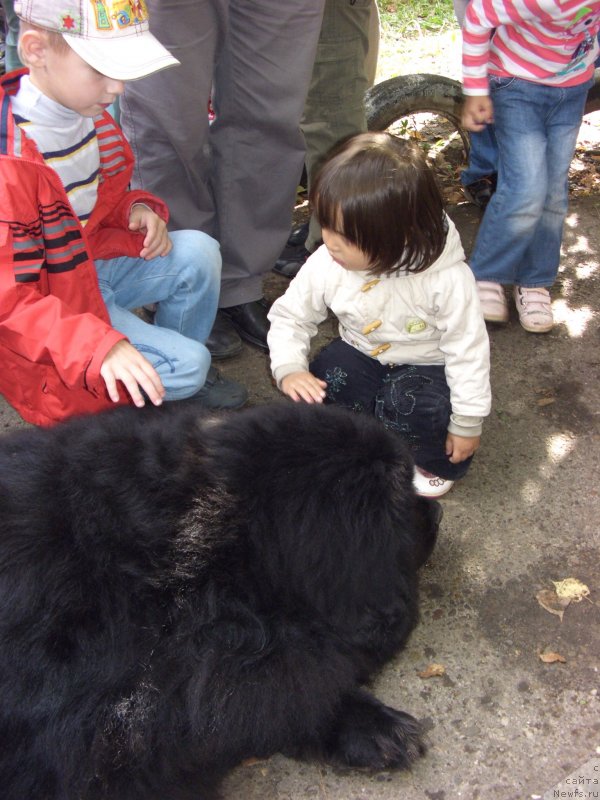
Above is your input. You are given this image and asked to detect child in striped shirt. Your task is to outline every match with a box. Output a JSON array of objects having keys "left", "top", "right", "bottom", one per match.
[{"left": 461, "top": 0, "right": 600, "bottom": 333}]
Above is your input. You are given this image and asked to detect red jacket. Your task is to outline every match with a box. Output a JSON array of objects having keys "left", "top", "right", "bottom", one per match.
[{"left": 0, "top": 71, "right": 169, "bottom": 426}]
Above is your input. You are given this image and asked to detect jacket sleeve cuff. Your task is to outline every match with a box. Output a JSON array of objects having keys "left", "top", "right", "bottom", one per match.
[
  {"left": 273, "top": 363, "right": 309, "bottom": 390},
  {"left": 462, "top": 86, "right": 490, "bottom": 96},
  {"left": 448, "top": 414, "right": 484, "bottom": 438},
  {"left": 125, "top": 191, "right": 169, "bottom": 224}
]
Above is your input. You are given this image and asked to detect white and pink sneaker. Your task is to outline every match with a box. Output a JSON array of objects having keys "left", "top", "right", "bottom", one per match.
[
  {"left": 513, "top": 286, "right": 553, "bottom": 333},
  {"left": 413, "top": 467, "right": 454, "bottom": 498},
  {"left": 477, "top": 281, "right": 509, "bottom": 323}
]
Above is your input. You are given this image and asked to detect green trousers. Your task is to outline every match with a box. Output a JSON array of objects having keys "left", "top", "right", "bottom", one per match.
[
  {"left": 301, "top": 0, "right": 380, "bottom": 251},
  {"left": 1, "top": 0, "right": 23, "bottom": 73}
]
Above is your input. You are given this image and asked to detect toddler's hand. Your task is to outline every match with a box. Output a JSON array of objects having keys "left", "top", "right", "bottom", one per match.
[
  {"left": 129, "top": 204, "right": 172, "bottom": 260},
  {"left": 462, "top": 95, "right": 494, "bottom": 132},
  {"left": 100, "top": 339, "right": 165, "bottom": 408},
  {"left": 281, "top": 371, "right": 327, "bottom": 404},
  {"left": 445, "top": 433, "right": 480, "bottom": 464}
]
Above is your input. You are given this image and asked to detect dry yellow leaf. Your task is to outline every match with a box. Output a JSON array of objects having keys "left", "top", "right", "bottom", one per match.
[
  {"left": 418, "top": 663, "right": 446, "bottom": 679},
  {"left": 551, "top": 578, "right": 590, "bottom": 603},
  {"left": 539, "top": 651, "right": 566, "bottom": 664}
]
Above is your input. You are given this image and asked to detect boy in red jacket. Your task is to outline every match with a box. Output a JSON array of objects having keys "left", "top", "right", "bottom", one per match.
[{"left": 0, "top": 0, "right": 247, "bottom": 426}]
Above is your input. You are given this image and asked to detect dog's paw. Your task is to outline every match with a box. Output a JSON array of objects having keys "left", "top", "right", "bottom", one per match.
[{"left": 326, "top": 692, "right": 426, "bottom": 771}]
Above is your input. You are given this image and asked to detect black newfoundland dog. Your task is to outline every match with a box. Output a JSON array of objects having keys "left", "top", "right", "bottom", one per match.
[{"left": 0, "top": 401, "right": 440, "bottom": 800}]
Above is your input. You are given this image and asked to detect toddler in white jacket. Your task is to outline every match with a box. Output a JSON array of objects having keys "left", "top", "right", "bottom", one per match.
[{"left": 267, "top": 132, "right": 491, "bottom": 497}]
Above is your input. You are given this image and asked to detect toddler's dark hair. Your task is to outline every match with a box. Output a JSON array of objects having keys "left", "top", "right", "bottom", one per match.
[{"left": 310, "top": 131, "right": 447, "bottom": 275}]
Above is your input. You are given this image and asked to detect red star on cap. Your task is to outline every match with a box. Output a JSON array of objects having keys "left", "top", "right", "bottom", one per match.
[{"left": 61, "top": 14, "right": 76, "bottom": 29}]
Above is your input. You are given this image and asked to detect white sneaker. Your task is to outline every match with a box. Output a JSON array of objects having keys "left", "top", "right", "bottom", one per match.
[
  {"left": 513, "top": 286, "right": 553, "bottom": 333},
  {"left": 477, "top": 281, "right": 509, "bottom": 323},
  {"left": 413, "top": 467, "right": 454, "bottom": 498}
]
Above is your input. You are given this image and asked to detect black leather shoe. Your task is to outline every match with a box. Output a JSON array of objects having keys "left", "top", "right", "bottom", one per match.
[
  {"left": 184, "top": 366, "right": 248, "bottom": 410},
  {"left": 221, "top": 299, "right": 270, "bottom": 351},
  {"left": 462, "top": 174, "right": 497, "bottom": 210},
  {"left": 205, "top": 311, "right": 243, "bottom": 360},
  {"left": 287, "top": 221, "right": 309, "bottom": 247},
  {"left": 273, "top": 246, "right": 311, "bottom": 279}
]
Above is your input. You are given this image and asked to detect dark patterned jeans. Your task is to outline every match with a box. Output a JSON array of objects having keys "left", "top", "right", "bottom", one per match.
[{"left": 310, "top": 339, "right": 472, "bottom": 480}]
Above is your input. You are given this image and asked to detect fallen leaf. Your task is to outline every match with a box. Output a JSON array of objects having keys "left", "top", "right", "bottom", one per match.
[
  {"left": 536, "top": 588, "right": 570, "bottom": 621},
  {"left": 552, "top": 578, "right": 590, "bottom": 603},
  {"left": 418, "top": 663, "right": 446, "bottom": 678},
  {"left": 539, "top": 651, "right": 566, "bottom": 664},
  {"left": 536, "top": 397, "right": 555, "bottom": 407}
]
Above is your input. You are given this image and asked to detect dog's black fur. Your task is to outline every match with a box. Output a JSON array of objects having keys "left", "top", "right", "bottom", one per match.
[{"left": 0, "top": 402, "right": 439, "bottom": 800}]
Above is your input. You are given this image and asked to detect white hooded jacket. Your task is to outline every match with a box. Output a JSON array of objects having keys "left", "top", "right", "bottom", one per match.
[{"left": 267, "top": 217, "right": 491, "bottom": 437}]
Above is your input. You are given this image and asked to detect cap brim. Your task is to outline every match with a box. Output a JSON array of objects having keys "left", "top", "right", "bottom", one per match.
[{"left": 63, "top": 31, "right": 180, "bottom": 81}]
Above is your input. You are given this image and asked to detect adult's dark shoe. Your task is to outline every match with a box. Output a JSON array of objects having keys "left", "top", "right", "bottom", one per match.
[
  {"left": 205, "top": 311, "right": 243, "bottom": 360},
  {"left": 287, "top": 221, "right": 309, "bottom": 247},
  {"left": 273, "top": 246, "right": 311, "bottom": 279},
  {"left": 185, "top": 366, "right": 248, "bottom": 410},
  {"left": 221, "top": 299, "right": 270, "bottom": 351},
  {"left": 462, "top": 174, "right": 497, "bottom": 210}
]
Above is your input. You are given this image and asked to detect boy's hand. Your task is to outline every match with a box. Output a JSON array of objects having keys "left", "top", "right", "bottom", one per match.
[
  {"left": 129, "top": 204, "right": 172, "bottom": 260},
  {"left": 462, "top": 95, "right": 494, "bottom": 132},
  {"left": 281, "top": 371, "right": 327, "bottom": 403},
  {"left": 446, "top": 433, "right": 480, "bottom": 464},
  {"left": 100, "top": 339, "right": 165, "bottom": 408}
]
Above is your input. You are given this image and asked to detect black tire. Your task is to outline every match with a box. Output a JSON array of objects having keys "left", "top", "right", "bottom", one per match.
[
  {"left": 365, "top": 69, "right": 600, "bottom": 143},
  {"left": 365, "top": 73, "right": 470, "bottom": 158}
]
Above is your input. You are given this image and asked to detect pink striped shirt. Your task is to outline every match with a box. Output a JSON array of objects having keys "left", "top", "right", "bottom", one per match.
[{"left": 462, "top": 0, "right": 600, "bottom": 95}]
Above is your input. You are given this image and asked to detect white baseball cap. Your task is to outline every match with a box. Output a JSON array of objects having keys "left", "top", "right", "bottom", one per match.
[{"left": 14, "top": 0, "right": 180, "bottom": 80}]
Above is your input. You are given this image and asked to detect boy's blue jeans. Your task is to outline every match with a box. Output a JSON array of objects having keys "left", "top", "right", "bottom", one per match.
[
  {"left": 469, "top": 75, "right": 592, "bottom": 288},
  {"left": 310, "top": 338, "right": 472, "bottom": 480},
  {"left": 95, "top": 230, "right": 220, "bottom": 401}
]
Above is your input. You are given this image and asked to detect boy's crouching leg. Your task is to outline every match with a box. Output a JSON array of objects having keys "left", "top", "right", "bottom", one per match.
[
  {"left": 143, "top": 230, "right": 248, "bottom": 410},
  {"left": 153, "top": 229, "right": 221, "bottom": 345}
]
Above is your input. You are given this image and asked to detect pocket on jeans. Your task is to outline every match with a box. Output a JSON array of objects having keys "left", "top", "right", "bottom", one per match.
[{"left": 489, "top": 75, "right": 516, "bottom": 93}]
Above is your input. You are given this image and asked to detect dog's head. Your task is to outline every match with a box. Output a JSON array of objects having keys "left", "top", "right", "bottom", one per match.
[{"left": 202, "top": 402, "right": 439, "bottom": 614}]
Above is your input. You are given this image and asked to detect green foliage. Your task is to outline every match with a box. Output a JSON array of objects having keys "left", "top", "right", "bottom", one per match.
[{"left": 376, "top": 0, "right": 457, "bottom": 38}]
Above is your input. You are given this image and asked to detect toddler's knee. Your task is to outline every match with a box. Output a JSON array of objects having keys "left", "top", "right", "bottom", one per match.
[{"left": 505, "top": 176, "right": 546, "bottom": 214}]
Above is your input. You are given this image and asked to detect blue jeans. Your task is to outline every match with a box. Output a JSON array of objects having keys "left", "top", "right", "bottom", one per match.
[
  {"left": 460, "top": 124, "right": 498, "bottom": 186},
  {"left": 95, "top": 230, "right": 220, "bottom": 401},
  {"left": 310, "top": 339, "right": 472, "bottom": 480},
  {"left": 469, "top": 75, "right": 592, "bottom": 288}
]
